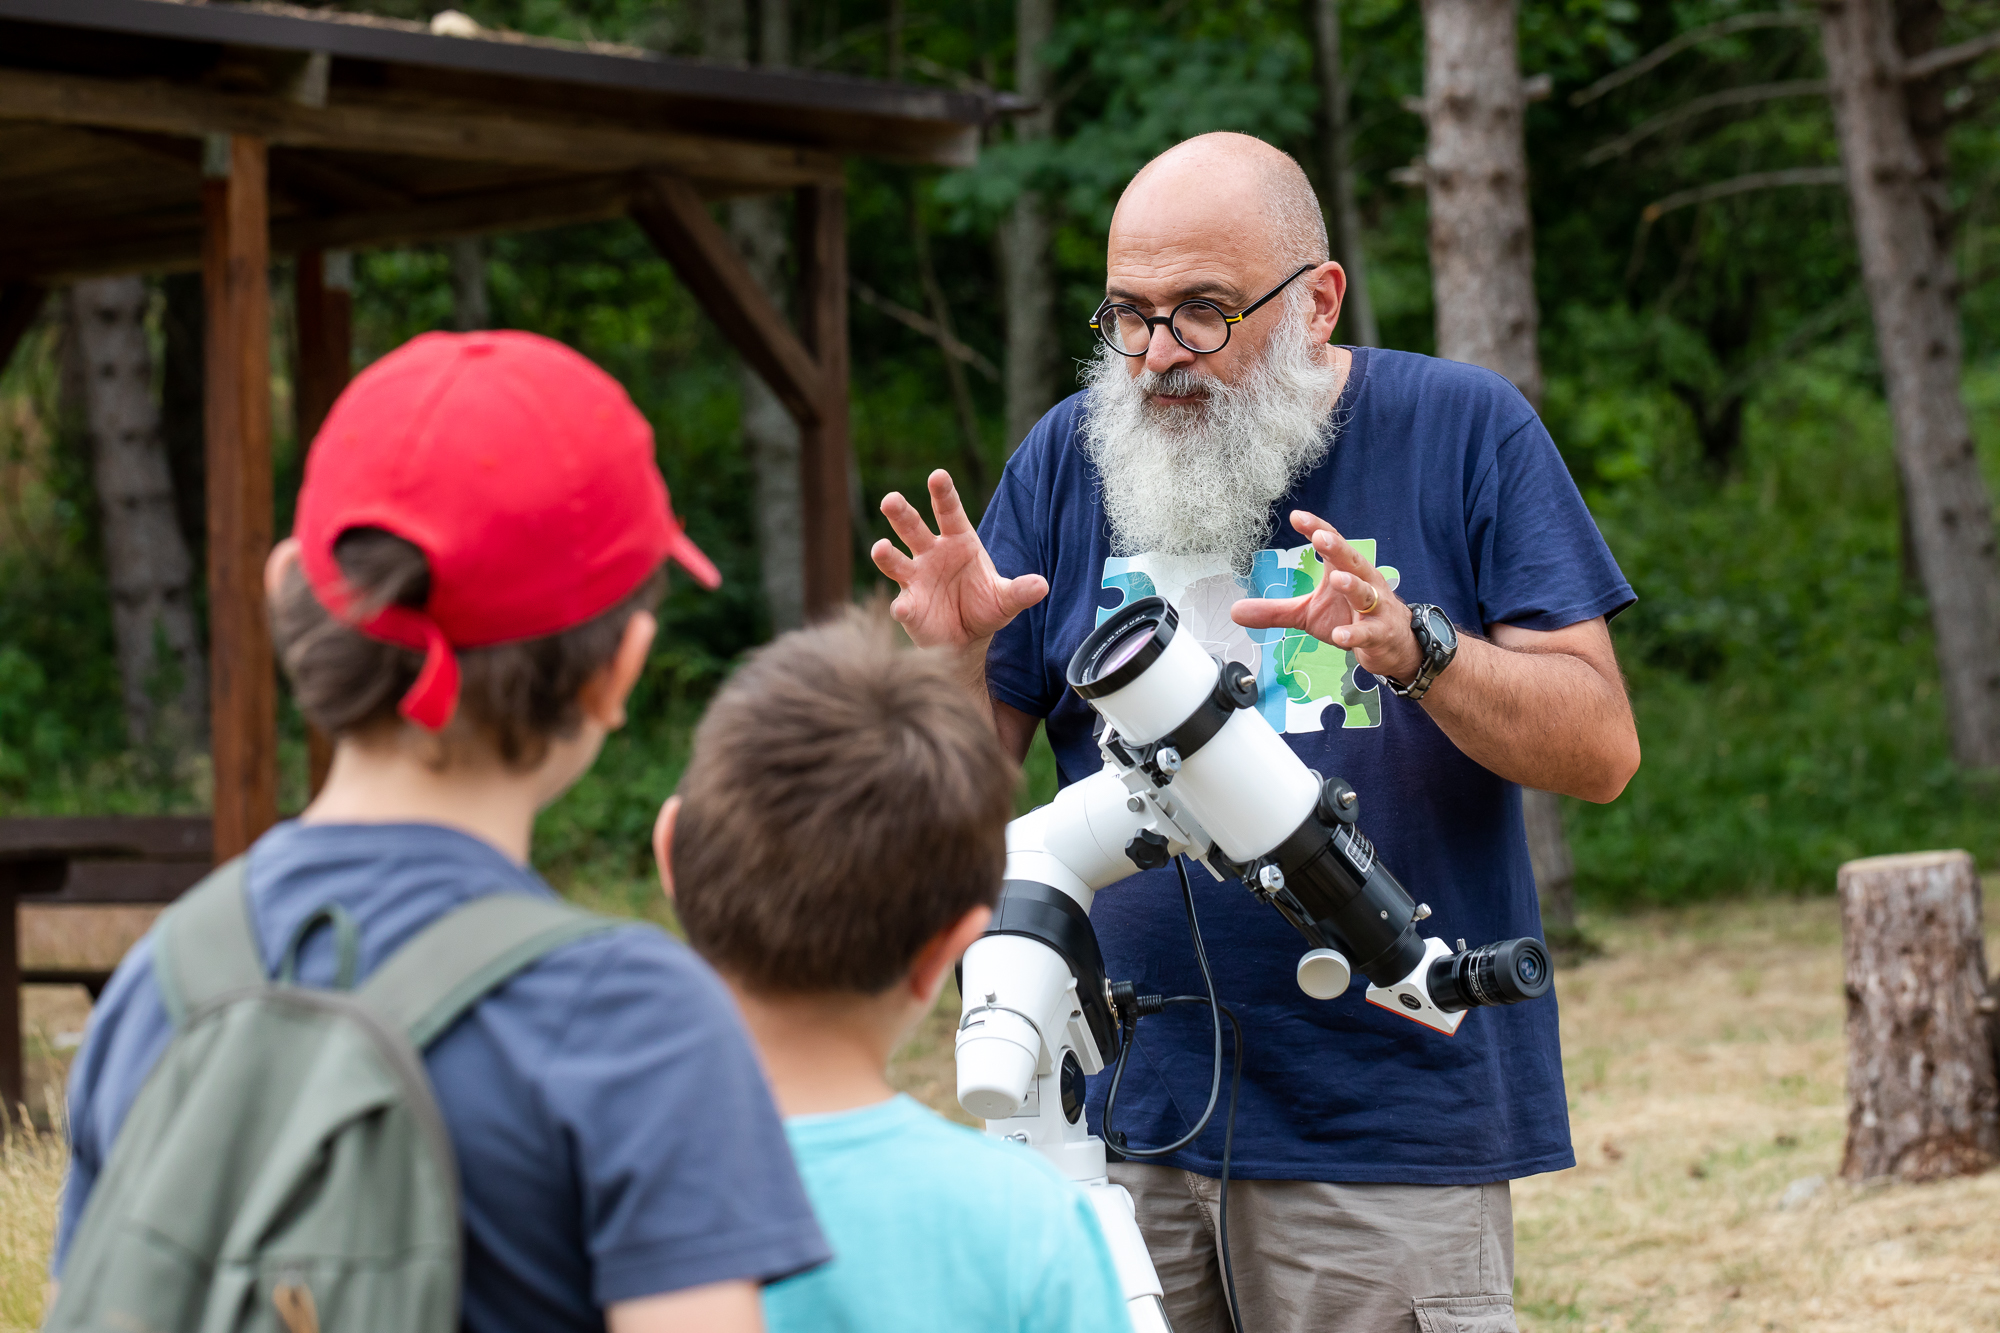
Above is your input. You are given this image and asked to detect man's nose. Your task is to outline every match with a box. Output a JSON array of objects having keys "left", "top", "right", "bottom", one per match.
[{"left": 1145, "top": 320, "right": 1193, "bottom": 375}]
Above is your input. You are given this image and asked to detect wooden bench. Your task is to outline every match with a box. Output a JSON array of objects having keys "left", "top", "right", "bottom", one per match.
[{"left": 0, "top": 816, "right": 212, "bottom": 1109}]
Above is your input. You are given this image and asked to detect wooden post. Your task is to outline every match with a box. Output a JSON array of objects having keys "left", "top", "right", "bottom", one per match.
[
  {"left": 0, "top": 874, "right": 18, "bottom": 1116},
  {"left": 295, "top": 249, "right": 352, "bottom": 799},
  {"left": 203, "top": 134, "right": 277, "bottom": 861},
  {"left": 795, "top": 182, "right": 851, "bottom": 619},
  {"left": 1839, "top": 850, "right": 2000, "bottom": 1181}
]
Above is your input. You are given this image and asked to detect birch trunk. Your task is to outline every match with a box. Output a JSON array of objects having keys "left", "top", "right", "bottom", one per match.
[
  {"left": 710, "top": 0, "right": 805, "bottom": 632},
  {"left": 67, "top": 277, "right": 207, "bottom": 753},
  {"left": 1310, "top": 0, "right": 1379, "bottom": 348},
  {"left": 1838, "top": 850, "right": 1999, "bottom": 1181},
  {"left": 1820, "top": 0, "right": 2000, "bottom": 768},
  {"left": 1421, "top": 0, "right": 1575, "bottom": 930},
  {"left": 1001, "top": 0, "right": 1058, "bottom": 451}
]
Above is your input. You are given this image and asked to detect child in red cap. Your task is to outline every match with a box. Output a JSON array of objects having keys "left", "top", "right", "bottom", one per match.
[{"left": 56, "top": 332, "right": 829, "bottom": 1331}]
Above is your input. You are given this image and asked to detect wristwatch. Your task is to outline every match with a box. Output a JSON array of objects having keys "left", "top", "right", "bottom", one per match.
[{"left": 1384, "top": 604, "right": 1458, "bottom": 702}]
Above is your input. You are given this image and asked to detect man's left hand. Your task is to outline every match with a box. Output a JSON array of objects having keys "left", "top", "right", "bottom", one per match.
[{"left": 1230, "top": 510, "right": 1422, "bottom": 685}]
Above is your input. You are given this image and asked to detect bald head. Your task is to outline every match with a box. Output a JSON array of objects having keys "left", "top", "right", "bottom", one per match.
[{"left": 1113, "top": 133, "right": 1328, "bottom": 273}]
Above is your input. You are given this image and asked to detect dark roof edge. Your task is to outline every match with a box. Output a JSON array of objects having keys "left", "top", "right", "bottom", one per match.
[{"left": 0, "top": 0, "right": 991, "bottom": 127}]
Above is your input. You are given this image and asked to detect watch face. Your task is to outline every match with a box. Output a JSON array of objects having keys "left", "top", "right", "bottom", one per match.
[{"left": 1425, "top": 608, "right": 1458, "bottom": 651}]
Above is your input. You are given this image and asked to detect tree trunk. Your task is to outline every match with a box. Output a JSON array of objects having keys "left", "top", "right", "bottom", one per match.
[
  {"left": 710, "top": 0, "right": 806, "bottom": 633},
  {"left": 1422, "top": 0, "right": 1540, "bottom": 403},
  {"left": 1000, "top": 0, "right": 1058, "bottom": 451},
  {"left": 1820, "top": 0, "right": 2000, "bottom": 768},
  {"left": 449, "top": 237, "right": 489, "bottom": 331},
  {"left": 160, "top": 273, "right": 206, "bottom": 573},
  {"left": 66, "top": 277, "right": 207, "bottom": 755},
  {"left": 1838, "top": 850, "right": 1999, "bottom": 1181},
  {"left": 1309, "top": 0, "right": 1379, "bottom": 348},
  {"left": 1521, "top": 788, "right": 1575, "bottom": 932},
  {"left": 1421, "top": 0, "right": 1574, "bottom": 930}
]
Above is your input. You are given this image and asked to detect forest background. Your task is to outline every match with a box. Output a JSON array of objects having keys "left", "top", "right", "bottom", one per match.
[{"left": 4, "top": 0, "right": 2000, "bottom": 916}]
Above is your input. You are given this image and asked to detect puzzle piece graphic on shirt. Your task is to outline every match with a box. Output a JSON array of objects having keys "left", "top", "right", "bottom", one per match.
[{"left": 1096, "top": 542, "right": 1399, "bottom": 734}]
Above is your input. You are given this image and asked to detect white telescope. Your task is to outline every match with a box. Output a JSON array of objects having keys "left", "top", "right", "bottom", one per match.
[{"left": 956, "top": 596, "right": 1552, "bottom": 1331}]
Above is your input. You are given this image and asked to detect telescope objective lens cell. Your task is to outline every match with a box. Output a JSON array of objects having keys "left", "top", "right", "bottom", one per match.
[{"left": 1099, "top": 623, "right": 1159, "bottom": 676}]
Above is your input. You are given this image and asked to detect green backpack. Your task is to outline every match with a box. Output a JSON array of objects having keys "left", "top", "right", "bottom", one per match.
[{"left": 45, "top": 859, "right": 613, "bottom": 1333}]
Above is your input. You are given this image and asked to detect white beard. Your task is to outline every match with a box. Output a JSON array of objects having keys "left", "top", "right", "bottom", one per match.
[{"left": 1079, "top": 314, "right": 1345, "bottom": 574}]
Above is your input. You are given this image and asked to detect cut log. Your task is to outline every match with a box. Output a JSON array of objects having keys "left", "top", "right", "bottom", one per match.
[{"left": 1838, "top": 849, "right": 1999, "bottom": 1181}]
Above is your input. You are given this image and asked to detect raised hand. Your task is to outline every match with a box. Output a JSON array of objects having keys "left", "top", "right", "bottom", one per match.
[
  {"left": 871, "top": 470, "right": 1048, "bottom": 651},
  {"left": 1230, "top": 510, "right": 1423, "bottom": 685}
]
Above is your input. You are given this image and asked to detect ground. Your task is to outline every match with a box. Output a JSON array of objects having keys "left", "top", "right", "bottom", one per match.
[{"left": 4, "top": 891, "right": 1998, "bottom": 1330}]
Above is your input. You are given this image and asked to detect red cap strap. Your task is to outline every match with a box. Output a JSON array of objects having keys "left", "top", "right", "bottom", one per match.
[{"left": 364, "top": 604, "right": 461, "bottom": 731}]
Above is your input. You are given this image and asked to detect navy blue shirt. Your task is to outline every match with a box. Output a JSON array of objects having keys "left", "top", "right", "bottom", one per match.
[
  {"left": 981, "top": 348, "right": 1633, "bottom": 1184},
  {"left": 56, "top": 821, "right": 831, "bottom": 1326}
]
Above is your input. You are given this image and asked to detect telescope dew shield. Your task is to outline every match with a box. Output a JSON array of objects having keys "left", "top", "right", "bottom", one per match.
[{"left": 1069, "top": 599, "right": 1317, "bottom": 862}]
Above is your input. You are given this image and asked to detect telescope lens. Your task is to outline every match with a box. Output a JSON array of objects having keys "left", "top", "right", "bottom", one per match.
[
  {"left": 1068, "top": 596, "right": 1180, "bottom": 701},
  {"left": 1099, "top": 623, "right": 1157, "bottom": 675}
]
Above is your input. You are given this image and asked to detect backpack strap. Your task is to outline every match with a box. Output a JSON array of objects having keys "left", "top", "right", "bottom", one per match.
[
  {"left": 155, "top": 858, "right": 268, "bottom": 1027},
  {"left": 355, "top": 893, "right": 617, "bottom": 1049}
]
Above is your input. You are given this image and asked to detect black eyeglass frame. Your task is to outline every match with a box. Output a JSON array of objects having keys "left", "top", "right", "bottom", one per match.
[{"left": 1089, "top": 263, "right": 1319, "bottom": 358}]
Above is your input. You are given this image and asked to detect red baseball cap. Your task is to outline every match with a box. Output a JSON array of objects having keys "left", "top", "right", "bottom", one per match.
[{"left": 295, "top": 330, "right": 719, "bottom": 731}]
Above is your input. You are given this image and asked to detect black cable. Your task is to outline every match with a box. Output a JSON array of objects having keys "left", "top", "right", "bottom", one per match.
[
  {"left": 1158, "top": 995, "right": 1243, "bottom": 1333},
  {"left": 1100, "top": 857, "right": 1247, "bottom": 1333},
  {"left": 1102, "top": 857, "right": 1225, "bottom": 1156}
]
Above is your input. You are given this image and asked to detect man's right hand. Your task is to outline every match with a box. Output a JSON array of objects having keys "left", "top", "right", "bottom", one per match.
[{"left": 871, "top": 470, "right": 1047, "bottom": 651}]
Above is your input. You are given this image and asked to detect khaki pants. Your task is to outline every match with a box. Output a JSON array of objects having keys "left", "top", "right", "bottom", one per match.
[{"left": 1108, "top": 1163, "right": 1518, "bottom": 1333}]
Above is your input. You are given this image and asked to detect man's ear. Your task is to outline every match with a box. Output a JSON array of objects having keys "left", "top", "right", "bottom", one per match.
[
  {"left": 1308, "top": 259, "right": 1348, "bottom": 345},
  {"left": 265, "top": 536, "right": 303, "bottom": 598},
  {"left": 652, "top": 795, "right": 680, "bottom": 901},
  {"left": 908, "top": 904, "right": 993, "bottom": 1008},
  {"left": 579, "top": 610, "right": 657, "bottom": 731}
]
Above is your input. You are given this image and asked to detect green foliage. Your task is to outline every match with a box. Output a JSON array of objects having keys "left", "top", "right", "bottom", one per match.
[{"left": 1557, "top": 347, "right": 2000, "bottom": 902}]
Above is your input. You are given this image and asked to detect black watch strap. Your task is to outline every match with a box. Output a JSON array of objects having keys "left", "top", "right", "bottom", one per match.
[{"left": 1384, "top": 604, "right": 1456, "bottom": 702}]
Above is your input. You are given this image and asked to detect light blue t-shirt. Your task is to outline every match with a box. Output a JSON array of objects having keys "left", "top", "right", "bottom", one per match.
[{"left": 764, "top": 1094, "right": 1133, "bottom": 1333}]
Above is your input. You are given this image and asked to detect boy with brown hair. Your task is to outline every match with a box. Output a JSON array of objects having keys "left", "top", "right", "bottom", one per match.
[
  {"left": 56, "top": 331, "right": 829, "bottom": 1331},
  {"left": 656, "top": 613, "right": 1132, "bottom": 1333}
]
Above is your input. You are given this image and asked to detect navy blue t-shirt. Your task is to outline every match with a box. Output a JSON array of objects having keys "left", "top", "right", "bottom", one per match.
[
  {"left": 980, "top": 348, "right": 1634, "bottom": 1184},
  {"left": 55, "top": 821, "right": 831, "bottom": 1326}
]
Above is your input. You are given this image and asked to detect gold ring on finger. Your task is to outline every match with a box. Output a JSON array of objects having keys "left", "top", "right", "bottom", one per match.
[{"left": 1357, "top": 583, "right": 1380, "bottom": 615}]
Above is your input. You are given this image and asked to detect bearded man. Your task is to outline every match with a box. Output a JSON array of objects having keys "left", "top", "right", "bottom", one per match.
[{"left": 873, "top": 132, "right": 1638, "bottom": 1333}]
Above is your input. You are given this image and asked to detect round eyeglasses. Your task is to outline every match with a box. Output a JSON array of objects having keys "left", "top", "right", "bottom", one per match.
[{"left": 1090, "top": 264, "right": 1316, "bottom": 357}]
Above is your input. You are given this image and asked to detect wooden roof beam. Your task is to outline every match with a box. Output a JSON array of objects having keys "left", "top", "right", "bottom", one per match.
[
  {"left": 3, "top": 174, "right": 644, "bottom": 283},
  {"left": 0, "top": 67, "right": 843, "bottom": 190},
  {"left": 631, "top": 172, "right": 826, "bottom": 429}
]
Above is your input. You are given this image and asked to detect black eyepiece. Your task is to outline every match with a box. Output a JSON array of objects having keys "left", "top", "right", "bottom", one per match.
[{"left": 1427, "top": 937, "right": 1553, "bottom": 1013}]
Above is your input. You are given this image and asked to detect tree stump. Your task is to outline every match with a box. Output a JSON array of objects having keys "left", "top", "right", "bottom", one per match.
[{"left": 1839, "top": 850, "right": 1999, "bottom": 1181}]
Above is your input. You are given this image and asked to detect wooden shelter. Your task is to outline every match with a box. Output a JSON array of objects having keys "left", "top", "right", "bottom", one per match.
[{"left": 0, "top": 0, "right": 991, "bottom": 1105}]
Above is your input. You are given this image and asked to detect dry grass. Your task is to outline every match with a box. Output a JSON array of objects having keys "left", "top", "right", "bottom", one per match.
[
  {"left": 0, "top": 1100, "right": 64, "bottom": 1331},
  {"left": 6, "top": 893, "right": 1996, "bottom": 1330},
  {"left": 1505, "top": 893, "right": 2000, "bottom": 1331}
]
